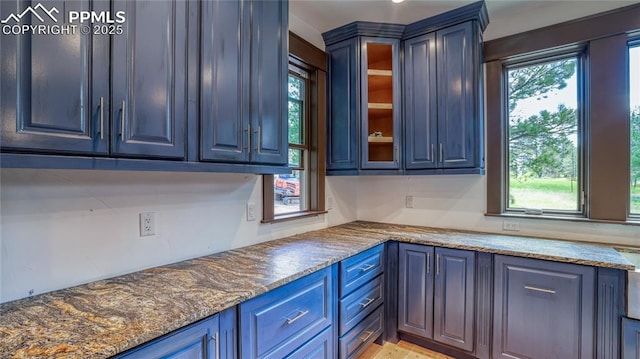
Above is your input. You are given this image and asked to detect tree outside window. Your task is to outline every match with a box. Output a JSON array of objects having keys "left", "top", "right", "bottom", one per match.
[{"left": 506, "top": 57, "right": 582, "bottom": 213}]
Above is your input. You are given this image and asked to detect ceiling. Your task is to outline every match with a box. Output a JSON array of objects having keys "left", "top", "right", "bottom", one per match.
[{"left": 289, "top": 0, "right": 640, "bottom": 49}]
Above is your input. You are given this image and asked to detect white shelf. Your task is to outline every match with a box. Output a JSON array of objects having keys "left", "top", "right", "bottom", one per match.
[
  {"left": 368, "top": 69, "right": 392, "bottom": 76},
  {"left": 368, "top": 103, "right": 393, "bottom": 110},
  {"left": 368, "top": 136, "right": 393, "bottom": 143}
]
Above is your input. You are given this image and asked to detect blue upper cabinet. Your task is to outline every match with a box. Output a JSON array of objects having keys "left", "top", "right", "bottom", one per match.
[
  {"left": 326, "top": 38, "right": 360, "bottom": 171},
  {"left": 1, "top": 0, "right": 290, "bottom": 173},
  {"left": 200, "top": 0, "right": 288, "bottom": 166},
  {"left": 324, "top": 2, "right": 488, "bottom": 175},
  {"left": 0, "top": 0, "right": 110, "bottom": 155},
  {"left": 324, "top": 23, "right": 405, "bottom": 175},
  {"left": 403, "top": 2, "right": 487, "bottom": 174},
  {"left": 436, "top": 22, "right": 482, "bottom": 170},
  {"left": 249, "top": 0, "right": 288, "bottom": 166},
  {"left": 111, "top": 0, "right": 187, "bottom": 160},
  {"left": 404, "top": 33, "right": 438, "bottom": 170},
  {"left": 200, "top": 0, "right": 250, "bottom": 163}
]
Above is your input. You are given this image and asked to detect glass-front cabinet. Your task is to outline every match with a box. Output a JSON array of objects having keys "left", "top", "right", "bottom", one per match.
[{"left": 361, "top": 38, "right": 401, "bottom": 169}]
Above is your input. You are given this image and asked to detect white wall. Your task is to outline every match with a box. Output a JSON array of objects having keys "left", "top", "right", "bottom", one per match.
[
  {"left": 357, "top": 175, "right": 640, "bottom": 247},
  {"left": 0, "top": 169, "right": 357, "bottom": 303}
]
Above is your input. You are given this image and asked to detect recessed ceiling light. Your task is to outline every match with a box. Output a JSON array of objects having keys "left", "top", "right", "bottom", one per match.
[{"left": 392, "top": 0, "right": 404, "bottom": 3}]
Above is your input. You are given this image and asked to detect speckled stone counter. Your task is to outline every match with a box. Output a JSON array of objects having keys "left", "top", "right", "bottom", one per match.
[{"left": 0, "top": 221, "right": 634, "bottom": 358}]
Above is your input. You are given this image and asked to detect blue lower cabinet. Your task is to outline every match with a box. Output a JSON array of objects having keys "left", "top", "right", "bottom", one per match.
[
  {"left": 339, "top": 306, "right": 384, "bottom": 359},
  {"left": 239, "top": 266, "right": 336, "bottom": 359},
  {"left": 624, "top": 317, "right": 640, "bottom": 359},
  {"left": 114, "top": 307, "right": 236, "bottom": 359},
  {"left": 339, "top": 274, "right": 384, "bottom": 335},
  {"left": 338, "top": 245, "right": 386, "bottom": 358},
  {"left": 493, "top": 255, "right": 595, "bottom": 359}
]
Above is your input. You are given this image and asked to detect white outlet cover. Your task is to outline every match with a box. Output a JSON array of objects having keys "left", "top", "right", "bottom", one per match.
[
  {"left": 140, "top": 212, "right": 156, "bottom": 236},
  {"left": 405, "top": 195, "right": 414, "bottom": 208},
  {"left": 502, "top": 221, "right": 520, "bottom": 232},
  {"left": 327, "top": 196, "right": 334, "bottom": 210}
]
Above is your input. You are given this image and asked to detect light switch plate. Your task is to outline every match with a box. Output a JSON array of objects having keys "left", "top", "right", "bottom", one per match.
[{"left": 246, "top": 203, "right": 256, "bottom": 221}]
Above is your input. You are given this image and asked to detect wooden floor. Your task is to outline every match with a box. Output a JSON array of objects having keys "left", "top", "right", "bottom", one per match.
[{"left": 357, "top": 340, "right": 454, "bottom": 359}]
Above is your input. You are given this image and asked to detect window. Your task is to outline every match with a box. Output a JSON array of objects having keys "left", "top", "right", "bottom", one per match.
[
  {"left": 485, "top": 6, "right": 640, "bottom": 224},
  {"left": 506, "top": 56, "right": 583, "bottom": 215},
  {"left": 262, "top": 33, "right": 327, "bottom": 222},
  {"left": 631, "top": 44, "right": 640, "bottom": 216},
  {"left": 274, "top": 68, "right": 310, "bottom": 215}
]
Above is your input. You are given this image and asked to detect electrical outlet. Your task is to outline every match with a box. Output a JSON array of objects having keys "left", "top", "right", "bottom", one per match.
[
  {"left": 503, "top": 221, "right": 520, "bottom": 232},
  {"left": 247, "top": 203, "right": 256, "bottom": 221},
  {"left": 327, "top": 196, "right": 334, "bottom": 210},
  {"left": 140, "top": 212, "right": 156, "bottom": 236},
  {"left": 405, "top": 195, "right": 414, "bottom": 208}
]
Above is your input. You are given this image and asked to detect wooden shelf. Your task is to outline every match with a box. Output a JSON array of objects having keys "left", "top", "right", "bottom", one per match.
[
  {"left": 368, "top": 136, "right": 393, "bottom": 143},
  {"left": 368, "top": 69, "right": 392, "bottom": 76},
  {"left": 368, "top": 103, "right": 392, "bottom": 110}
]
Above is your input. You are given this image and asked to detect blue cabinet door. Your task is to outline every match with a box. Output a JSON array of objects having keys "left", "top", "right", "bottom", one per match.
[
  {"left": 436, "top": 22, "right": 480, "bottom": 169},
  {"left": 624, "top": 317, "right": 640, "bottom": 359},
  {"left": 398, "top": 243, "right": 434, "bottom": 339},
  {"left": 249, "top": 0, "right": 288, "bottom": 165},
  {"left": 326, "top": 38, "right": 359, "bottom": 172},
  {"left": 433, "top": 248, "right": 475, "bottom": 352},
  {"left": 0, "top": 0, "right": 109, "bottom": 155},
  {"left": 111, "top": 0, "right": 187, "bottom": 159},
  {"left": 404, "top": 33, "right": 438, "bottom": 170},
  {"left": 200, "top": 0, "right": 250, "bottom": 163},
  {"left": 493, "top": 255, "right": 595, "bottom": 359}
]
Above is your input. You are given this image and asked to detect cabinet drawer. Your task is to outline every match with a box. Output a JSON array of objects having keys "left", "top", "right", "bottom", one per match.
[
  {"left": 339, "top": 274, "right": 384, "bottom": 335},
  {"left": 284, "top": 326, "right": 334, "bottom": 359},
  {"left": 340, "top": 245, "right": 384, "bottom": 296},
  {"left": 240, "top": 266, "right": 334, "bottom": 359},
  {"left": 339, "top": 306, "right": 384, "bottom": 359}
]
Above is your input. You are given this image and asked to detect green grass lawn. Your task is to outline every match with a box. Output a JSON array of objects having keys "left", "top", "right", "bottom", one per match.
[{"left": 509, "top": 177, "right": 640, "bottom": 213}]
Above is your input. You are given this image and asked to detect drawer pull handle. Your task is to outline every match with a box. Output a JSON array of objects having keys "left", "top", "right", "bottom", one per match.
[
  {"left": 525, "top": 286, "right": 556, "bottom": 294},
  {"left": 360, "top": 330, "right": 375, "bottom": 343},
  {"left": 359, "top": 297, "right": 376, "bottom": 308},
  {"left": 359, "top": 264, "right": 375, "bottom": 272},
  {"left": 285, "top": 309, "right": 309, "bottom": 324}
]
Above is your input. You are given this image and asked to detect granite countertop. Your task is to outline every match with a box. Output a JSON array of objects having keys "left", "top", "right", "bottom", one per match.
[{"left": 0, "top": 221, "right": 634, "bottom": 358}]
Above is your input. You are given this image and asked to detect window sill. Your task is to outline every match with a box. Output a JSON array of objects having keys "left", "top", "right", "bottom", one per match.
[
  {"left": 262, "top": 210, "right": 328, "bottom": 224},
  {"left": 485, "top": 212, "right": 640, "bottom": 226}
]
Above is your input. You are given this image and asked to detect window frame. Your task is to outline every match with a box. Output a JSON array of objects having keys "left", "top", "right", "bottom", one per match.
[
  {"left": 502, "top": 51, "right": 587, "bottom": 217},
  {"left": 485, "top": 3, "right": 640, "bottom": 225},
  {"left": 629, "top": 39, "right": 640, "bottom": 219},
  {"left": 262, "top": 33, "right": 327, "bottom": 223}
]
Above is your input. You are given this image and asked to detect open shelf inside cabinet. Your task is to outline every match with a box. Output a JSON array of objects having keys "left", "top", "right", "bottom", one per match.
[{"left": 366, "top": 42, "right": 395, "bottom": 163}]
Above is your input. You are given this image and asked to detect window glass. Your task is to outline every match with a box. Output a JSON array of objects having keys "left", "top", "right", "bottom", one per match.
[
  {"left": 506, "top": 57, "right": 581, "bottom": 213},
  {"left": 275, "top": 70, "right": 309, "bottom": 215},
  {"left": 630, "top": 45, "right": 640, "bottom": 215}
]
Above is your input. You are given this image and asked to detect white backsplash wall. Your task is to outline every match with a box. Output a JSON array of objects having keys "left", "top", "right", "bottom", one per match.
[
  {"left": 356, "top": 175, "right": 639, "bottom": 246},
  {"left": 0, "top": 169, "right": 358, "bottom": 303}
]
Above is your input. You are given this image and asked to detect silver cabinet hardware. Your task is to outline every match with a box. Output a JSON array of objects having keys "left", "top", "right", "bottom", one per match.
[{"left": 285, "top": 309, "right": 309, "bottom": 324}]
